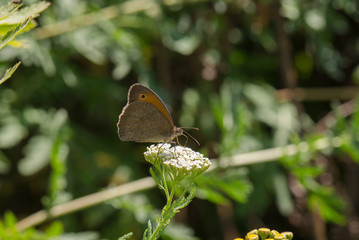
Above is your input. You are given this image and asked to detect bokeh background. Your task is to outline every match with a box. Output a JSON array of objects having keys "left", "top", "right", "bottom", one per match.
[{"left": 1, "top": 0, "right": 359, "bottom": 239}]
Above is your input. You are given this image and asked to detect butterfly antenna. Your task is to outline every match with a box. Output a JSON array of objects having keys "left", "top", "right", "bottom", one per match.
[
  {"left": 182, "top": 129, "right": 200, "bottom": 146},
  {"left": 183, "top": 134, "right": 189, "bottom": 147},
  {"left": 175, "top": 136, "right": 182, "bottom": 147}
]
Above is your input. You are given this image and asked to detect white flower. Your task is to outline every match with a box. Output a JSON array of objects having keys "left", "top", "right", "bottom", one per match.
[{"left": 144, "top": 144, "right": 211, "bottom": 179}]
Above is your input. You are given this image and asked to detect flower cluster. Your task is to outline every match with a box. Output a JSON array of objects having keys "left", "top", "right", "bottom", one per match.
[
  {"left": 234, "top": 228, "right": 293, "bottom": 240},
  {"left": 144, "top": 143, "right": 211, "bottom": 181}
]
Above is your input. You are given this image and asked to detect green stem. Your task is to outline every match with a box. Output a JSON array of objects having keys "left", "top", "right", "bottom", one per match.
[
  {"left": 148, "top": 187, "right": 176, "bottom": 240},
  {"left": 148, "top": 205, "right": 170, "bottom": 240},
  {"left": 161, "top": 165, "right": 170, "bottom": 200},
  {"left": 148, "top": 175, "right": 181, "bottom": 240},
  {"left": 167, "top": 181, "right": 176, "bottom": 205}
]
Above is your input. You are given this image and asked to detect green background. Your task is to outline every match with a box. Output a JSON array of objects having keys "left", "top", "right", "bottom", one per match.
[{"left": 1, "top": 0, "right": 359, "bottom": 239}]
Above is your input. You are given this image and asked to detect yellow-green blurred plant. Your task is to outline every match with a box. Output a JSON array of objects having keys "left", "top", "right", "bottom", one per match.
[
  {"left": 0, "top": 0, "right": 50, "bottom": 85},
  {"left": 0, "top": 211, "right": 63, "bottom": 240}
]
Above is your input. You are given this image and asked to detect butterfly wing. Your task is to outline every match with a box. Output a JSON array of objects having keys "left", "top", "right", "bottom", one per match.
[
  {"left": 128, "top": 84, "right": 174, "bottom": 126},
  {"left": 118, "top": 101, "right": 175, "bottom": 142}
]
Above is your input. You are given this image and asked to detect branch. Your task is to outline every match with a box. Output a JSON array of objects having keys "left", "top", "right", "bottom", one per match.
[{"left": 16, "top": 177, "right": 156, "bottom": 231}]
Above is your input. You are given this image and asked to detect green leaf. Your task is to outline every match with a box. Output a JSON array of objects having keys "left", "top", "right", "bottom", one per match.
[
  {"left": 0, "top": 61, "right": 20, "bottom": 85},
  {"left": 0, "top": 1, "right": 22, "bottom": 21},
  {"left": 150, "top": 167, "right": 164, "bottom": 190},
  {"left": 195, "top": 186, "right": 230, "bottom": 205},
  {"left": 175, "top": 185, "right": 196, "bottom": 210},
  {"left": 18, "top": 135, "right": 53, "bottom": 176},
  {"left": 217, "top": 179, "right": 251, "bottom": 203},
  {"left": 273, "top": 173, "right": 294, "bottom": 216},
  {"left": 117, "top": 232, "right": 133, "bottom": 240},
  {"left": 47, "top": 137, "right": 69, "bottom": 207},
  {"left": 143, "top": 220, "right": 153, "bottom": 240},
  {"left": 45, "top": 221, "right": 63, "bottom": 237},
  {"left": 340, "top": 142, "right": 359, "bottom": 163},
  {"left": 0, "top": 116, "right": 27, "bottom": 148},
  {"left": 0, "top": 1, "right": 50, "bottom": 25},
  {"left": 0, "top": 18, "right": 29, "bottom": 50},
  {"left": 308, "top": 192, "right": 346, "bottom": 224},
  {"left": 4, "top": 211, "right": 17, "bottom": 228},
  {"left": 292, "top": 166, "right": 324, "bottom": 178}
]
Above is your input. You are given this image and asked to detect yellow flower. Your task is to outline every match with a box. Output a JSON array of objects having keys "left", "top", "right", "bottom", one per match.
[{"left": 245, "top": 234, "right": 259, "bottom": 240}]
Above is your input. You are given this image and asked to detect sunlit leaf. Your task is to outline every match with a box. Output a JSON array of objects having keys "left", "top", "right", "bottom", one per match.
[
  {"left": 0, "top": 61, "right": 20, "bottom": 85},
  {"left": 0, "top": 18, "right": 29, "bottom": 50},
  {"left": 4, "top": 211, "right": 16, "bottom": 227},
  {"left": 6, "top": 39, "right": 24, "bottom": 47},
  {"left": 117, "top": 232, "right": 133, "bottom": 240},
  {"left": 161, "top": 24, "right": 201, "bottom": 55},
  {"left": 45, "top": 221, "right": 63, "bottom": 237},
  {"left": 0, "top": 1, "right": 50, "bottom": 25},
  {"left": 0, "top": 116, "right": 27, "bottom": 148},
  {"left": 18, "top": 135, "right": 52, "bottom": 176},
  {"left": 0, "top": 1, "right": 21, "bottom": 21}
]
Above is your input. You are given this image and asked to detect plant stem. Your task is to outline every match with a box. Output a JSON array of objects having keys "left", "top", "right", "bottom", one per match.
[
  {"left": 161, "top": 166, "right": 170, "bottom": 201},
  {"left": 148, "top": 183, "right": 177, "bottom": 240}
]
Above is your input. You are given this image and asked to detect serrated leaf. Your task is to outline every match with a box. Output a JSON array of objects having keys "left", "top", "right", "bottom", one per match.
[
  {"left": 0, "top": 61, "right": 21, "bottom": 85},
  {"left": 0, "top": 19, "right": 36, "bottom": 36},
  {"left": 175, "top": 186, "right": 196, "bottom": 210},
  {"left": 0, "top": 1, "right": 50, "bottom": 25},
  {"left": 144, "top": 219, "right": 153, "bottom": 238},
  {"left": 0, "top": 1, "right": 21, "bottom": 21},
  {"left": 117, "top": 232, "right": 133, "bottom": 240},
  {"left": 0, "top": 18, "right": 29, "bottom": 50}
]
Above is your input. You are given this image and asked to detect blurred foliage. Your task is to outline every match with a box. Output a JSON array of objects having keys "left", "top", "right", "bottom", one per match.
[
  {"left": 0, "top": 211, "right": 63, "bottom": 240},
  {"left": 0, "top": 1, "right": 50, "bottom": 84},
  {"left": 1, "top": 0, "right": 359, "bottom": 240}
]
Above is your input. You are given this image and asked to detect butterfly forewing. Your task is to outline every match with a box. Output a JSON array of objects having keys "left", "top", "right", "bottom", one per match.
[{"left": 118, "top": 101, "right": 175, "bottom": 142}]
